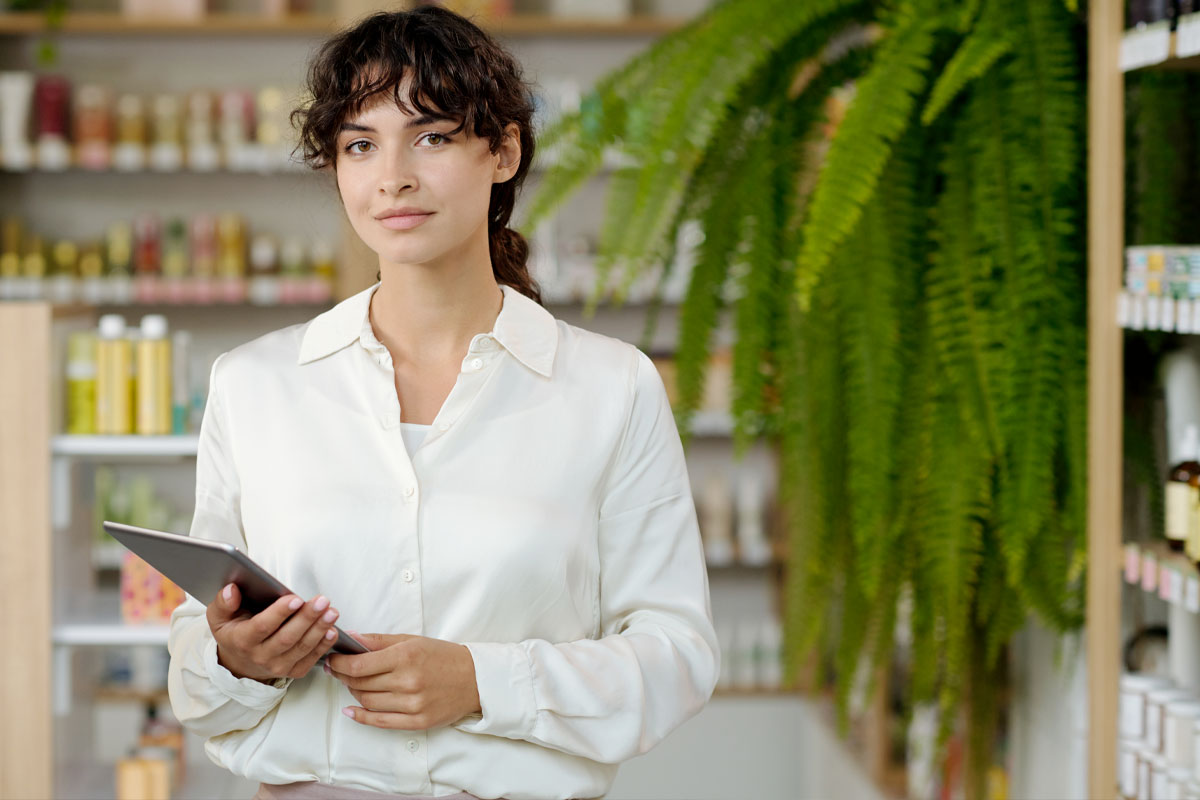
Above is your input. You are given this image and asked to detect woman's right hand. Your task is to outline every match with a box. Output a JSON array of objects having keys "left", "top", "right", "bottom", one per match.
[{"left": 207, "top": 582, "right": 341, "bottom": 684}]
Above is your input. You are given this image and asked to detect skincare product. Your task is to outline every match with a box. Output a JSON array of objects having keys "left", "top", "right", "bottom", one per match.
[
  {"left": 74, "top": 84, "right": 112, "bottom": 170},
  {"left": 1169, "top": 424, "right": 1200, "bottom": 553},
  {"left": 33, "top": 74, "right": 71, "bottom": 171},
  {"left": 112, "top": 94, "right": 147, "bottom": 171},
  {"left": 66, "top": 331, "right": 98, "bottom": 435},
  {"left": 135, "top": 315, "right": 171, "bottom": 435},
  {"left": 97, "top": 314, "right": 134, "bottom": 435},
  {"left": 0, "top": 72, "right": 35, "bottom": 171}
]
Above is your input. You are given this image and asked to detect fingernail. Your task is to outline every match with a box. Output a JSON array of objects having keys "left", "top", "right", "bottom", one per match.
[
  {"left": 288, "top": 597, "right": 303, "bottom": 611},
  {"left": 342, "top": 707, "right": 355, "bottom": 719},
  {"left": 323, "top": 609, "right": 337, "bottom": 623},
  {"left": 314, "top": 595, "right": 330, "bottom": 612},
  {"left": 223, "top": 584, "right": 232, "bottom": 602},
  {"left": 325, "top": 628, "right": 337, "bottom": 640},
  {"left": 323, "top": 660, "right": 331, "bottom": 674}
]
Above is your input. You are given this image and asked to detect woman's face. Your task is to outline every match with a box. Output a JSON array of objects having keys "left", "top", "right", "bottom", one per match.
[{"left": 334, "top": 75, "right": 520, "bottom": 274}]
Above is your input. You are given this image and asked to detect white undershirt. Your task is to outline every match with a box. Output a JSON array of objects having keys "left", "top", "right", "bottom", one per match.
[{"left": 399, "top": 421, "right": 432, "bottom": 458}]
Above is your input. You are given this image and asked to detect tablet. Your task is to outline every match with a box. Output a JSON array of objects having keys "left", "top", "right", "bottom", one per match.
[{"left": 103, "top": 520, "right": 369, "bottom": 656}]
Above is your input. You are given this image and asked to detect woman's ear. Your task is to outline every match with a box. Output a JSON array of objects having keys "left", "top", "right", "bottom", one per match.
[{"left": 493, "top": 122, "right": 521, "bottom": 183}]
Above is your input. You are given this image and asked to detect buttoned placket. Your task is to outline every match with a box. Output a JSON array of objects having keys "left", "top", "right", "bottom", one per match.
[{"left": 354, "top": 330, "right": 503, "bottom": 788}]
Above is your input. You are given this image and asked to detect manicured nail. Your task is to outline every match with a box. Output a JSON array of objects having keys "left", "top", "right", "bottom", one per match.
[
  {"left": 314, "top": 595, "right": 330, "bottom": 612},
  {"left": 223, "top": 584, "right": 232, "bottom": 602},
  {"left": 342, "top": 707, "right": 355, "bottom": 719},
  {"left": 288, "top": 597, "right": 303, "bottom": 611},
  {"left": 323, "top": 660, "right": 331, "bottom": 674},
  {"left": 323, "top": 609, "right": 337, "bottom": 623},
  {"left": 325, "top": 628, "right": 336, "bottom": 640}
]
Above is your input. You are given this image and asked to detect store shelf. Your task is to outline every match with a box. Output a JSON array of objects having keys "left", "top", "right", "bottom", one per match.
[
  {"left": 0, "top": 12, "right": 687, "bottom": 37},
  {"left": 53, "top": 620, "right": 169, "bottom": 647},
  {"left": 1122, "top": 540, "right": 1200, "bottom": 613},
  {"left": 1121, "top": 14, "right": 1200, "bottom": 71},
  {"left": 52, "top": 435, "right": 199, "bottom": 459}
]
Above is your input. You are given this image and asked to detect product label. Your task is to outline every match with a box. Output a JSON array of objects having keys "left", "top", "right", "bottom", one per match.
[
  {"left": 1125, "top": 544, "right": 1141, "bottom": 583},
  {"left": 1166, "top": 482, "right": 1196, "bottom": 542}
]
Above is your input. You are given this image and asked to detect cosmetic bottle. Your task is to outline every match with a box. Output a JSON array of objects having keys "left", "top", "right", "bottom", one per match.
[
  {"left": 189, "top": 214, "right": 217, "bottom": 303},
  {"left": 735, "top": 466, "right": 773, "bottom": 566},
  {"left": 160, "top": 217, "right": 189, "bottom": 303},
  {"left": 279, "top": 237, "right": 306, "bottom": 304},
  {"left": 701, "top": 471, "right": 735, "bottom": 566},
  {"left": 311, "top": 238, "right": 336, "bottom": 301},
  {"left": 21, "top": 235, "right": 47, "bottom": 301},
  {"left": 0, "top": 218, "right": 21, "bottom": 301},
  {"left": 112, "top": 94, "right": 147, "bottom": 171},
  {"left": 216, "top": 213, "right": 247, "bottom": 302},
  {"left": 74, "top": 84, "right": 112, "bottom": 171},
  {"left": 247, "top": 232, "right": 280, "bottom": 305},
  {"left": 0, "top": 72, "right": 35, "bottom": 171},
  {"left": 132, "top": 213, "right": 162, "bottom": 304},
  {"left": 78, "top": 242, "right": 106, "bottom": 304},
  {"left": 66, "top": 331, "right": 98, "bottom": 435},
  {"left": 136, "top": 315, "right": 171, "bottom": 435},
  {"left": 106, "top": 221, "right": 136, "bottom": 305},
  {"left": 253, "top": 86, "right": 286, "bottom": 172},
  {"left": 171, "top": 330, "right": 191, "bottom": 434},
  {"left": 97, "top": 314, "right": 133, "bottom": 435},
  {"left": 149, "top": 94, "right": 184, "bottom": 172},
  {"left": 1168, "top": 425, "right": 1200, "bottom": 553},
  {"left": 185, "top": 90, "right": 220, "bottom": 172},
  {"left": 33, "top": 74, "right": 71, "bottom": 171},
  {"left": 220, "top": 89, "right": 255, "bottom": 171},
  {"left": 46, "top": 239, "right": 79, "bottom": 304}
]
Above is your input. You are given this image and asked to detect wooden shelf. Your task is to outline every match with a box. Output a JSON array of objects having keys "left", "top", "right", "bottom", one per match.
[{"left": 0, "top": 12, "right": 686, "bottom": 37}]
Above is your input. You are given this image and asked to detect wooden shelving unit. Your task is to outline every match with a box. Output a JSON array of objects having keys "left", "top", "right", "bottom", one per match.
[
  {"left": 1087, "top": 4, "right": 1200, "bottom": 798},
  {"left": 0, "top": 11, "right": 687, "bottom": 37}
]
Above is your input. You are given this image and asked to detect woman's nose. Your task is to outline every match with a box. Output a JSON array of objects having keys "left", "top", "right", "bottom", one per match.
[{"left": 377, "top": 149, "right": 417, "bottom": 194}]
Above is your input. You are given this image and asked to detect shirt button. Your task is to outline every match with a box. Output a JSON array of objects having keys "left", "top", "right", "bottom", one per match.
[
  {"left": 402, "top": 569, "right": 415, "bottom": 582},
  {"left": 407, "top": 739, "right": 419, "bottom": 752},
  {"left": 404, "top": 485, "right": 415, "bottom": 497}
]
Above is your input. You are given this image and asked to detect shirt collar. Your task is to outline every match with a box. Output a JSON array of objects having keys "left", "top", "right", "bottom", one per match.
[{"left": 297, "top": 281, "right": 558, "bottom": 378}]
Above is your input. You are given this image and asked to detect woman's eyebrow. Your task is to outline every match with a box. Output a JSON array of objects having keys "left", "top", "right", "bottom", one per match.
[{"left": 339, "top": 113, "right": 456, "bottom": 133}]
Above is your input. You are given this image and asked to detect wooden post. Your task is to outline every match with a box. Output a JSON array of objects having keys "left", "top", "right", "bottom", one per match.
[
  {"left": 1087, "top": 0, "right": 1124, "bottom": 797},
  {"left": 0, "top": 304, "right": 53, "bottom": 799}
]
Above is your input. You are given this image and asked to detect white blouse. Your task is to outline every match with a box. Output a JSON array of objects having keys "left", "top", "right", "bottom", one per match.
[{"left": 166, "top": 281, "right": 720, "bottom": 800}]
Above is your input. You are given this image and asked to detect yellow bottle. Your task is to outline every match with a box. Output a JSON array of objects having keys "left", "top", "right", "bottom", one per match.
[
  {"left": 65, "top": 331, "right": 97, "bottom": 435},
  {"left": 96, "top": 314, "right": 133, "bottom": 435},
  {"left": 135, "top": 315, "right": 171, "bottom": 435}
]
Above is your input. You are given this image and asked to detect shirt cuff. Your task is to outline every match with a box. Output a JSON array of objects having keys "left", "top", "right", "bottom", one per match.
[
  {"left": 452, "top": 641, "right": 537, "bottom": 739},
  {"left": 202, "top": 634, "right": 293, "bottom": 706}
]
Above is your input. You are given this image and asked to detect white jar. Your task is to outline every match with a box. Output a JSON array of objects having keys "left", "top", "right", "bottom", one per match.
[
  {"left": 1151, "top": 690, "right": 1197, "bottom": 751},
  {"left": 1167, "top": 701, "right": 1200, "bottom": 768},
  {"left": 1144, "top": 747, "right": 1159, "bottom": 800},
  {"left": 1123, "top": 738, "right": 1142, "bottom": 798},
  {"left": 1171, "top": 767, "right": 1195, "bottom": 799},
  {"left": 1125, "top": 674, "right": 1176, "bottom": 740},
  {"left": 1156, "top": 754, "right": 1174, "bottom": 800}
]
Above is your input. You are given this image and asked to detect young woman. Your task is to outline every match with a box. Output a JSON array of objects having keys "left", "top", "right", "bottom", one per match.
[{"left": 166, "top": 7, "right": 719, "bottom": 800}]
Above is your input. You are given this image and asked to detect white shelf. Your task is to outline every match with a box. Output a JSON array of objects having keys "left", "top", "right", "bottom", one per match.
[
  {"left": 52, "top": 435, "right": 199, "bottom": 459},
  {"left": 53, "top": 621, "right": 169, "bottom": 647}
]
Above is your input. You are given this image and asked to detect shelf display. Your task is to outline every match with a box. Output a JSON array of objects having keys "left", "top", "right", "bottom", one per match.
[
  {"left": 0, "top": 214, "right": 336, "bottom": 305},
  {"left": 0, "top": 70, "right": 303, "bottom": 173}
]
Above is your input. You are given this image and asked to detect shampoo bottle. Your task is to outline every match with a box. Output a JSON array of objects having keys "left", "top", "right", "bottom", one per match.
[
  {"left": 136, "top": 315, "right": 171, "bottom": 436},
  {"left": 96, "top": 314, "right": 133, "bottom": 435}
]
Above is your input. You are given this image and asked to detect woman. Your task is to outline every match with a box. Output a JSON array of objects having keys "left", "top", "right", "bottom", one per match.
[{"left": 166, "top": 7, "right": 719, "bottom": 800}]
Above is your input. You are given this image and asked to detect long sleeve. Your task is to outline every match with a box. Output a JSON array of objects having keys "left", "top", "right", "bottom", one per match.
[
  {"left": 454, "top": 347, "right": 720, "bottom": 764},
  {"left": 167, "top": 352, "right": 293, "bottom": 740}
]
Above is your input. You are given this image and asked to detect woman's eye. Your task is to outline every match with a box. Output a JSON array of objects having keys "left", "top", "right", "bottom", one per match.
[
  {"left": 422, "top": 132, "right": 451, "bottom": 146},
  {"left": 344, "top": 140, "right": 373, "bottom": 154}
]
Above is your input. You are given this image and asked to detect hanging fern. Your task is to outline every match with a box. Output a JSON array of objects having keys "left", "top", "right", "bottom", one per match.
[{"left": 522, "top": 0, "right": 1088, "bottom": 797}]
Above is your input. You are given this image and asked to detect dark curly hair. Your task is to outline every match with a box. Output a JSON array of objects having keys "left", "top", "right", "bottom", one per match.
[{"left": 290, "top": 4, "right": 542, "bottom": 303}]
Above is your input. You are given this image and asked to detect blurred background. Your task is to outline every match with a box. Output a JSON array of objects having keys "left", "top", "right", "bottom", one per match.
[{"left": 0, "top": 0, "right": 1191, "bottom": 798}]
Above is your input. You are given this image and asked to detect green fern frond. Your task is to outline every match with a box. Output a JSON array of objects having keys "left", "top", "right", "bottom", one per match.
[
  {"left": 794, "top": 4, "right": 943, "bottom": 309},
  {"left": 921, "top": 11, "right": 1011, "bottom": 125}
]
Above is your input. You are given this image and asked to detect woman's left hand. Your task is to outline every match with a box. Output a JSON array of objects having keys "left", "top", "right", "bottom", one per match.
[{"left": 324, "top": 632, "right": 481, "bottom": 730}]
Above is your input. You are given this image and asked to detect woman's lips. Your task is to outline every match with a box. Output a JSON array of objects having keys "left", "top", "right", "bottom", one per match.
[{"left": 378, "top": 213, "right": 433, "bottom": 230}]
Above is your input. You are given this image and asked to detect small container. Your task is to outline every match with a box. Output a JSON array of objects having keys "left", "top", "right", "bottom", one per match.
[
  {"left": 1123, "top": 737, "right": 1140, "bottom": 798},
  {"left": 1155, "top": 753, "right": 1173, "bottom": 800},
  {"left": 1140, "top": 746, "right": 1155, "bottom": 800},
  {"left": 1167, "top": 699, "right": 1200, "bottom": 767},
  {"left": 65, "top": 331, "right": 98, "bottom": 435},
  {"left": 1150, "top": 689, "right": 1196, "bottom": 751},
  {"left": 1171, "top": 767, "right": 1195, "bottom": 799}
]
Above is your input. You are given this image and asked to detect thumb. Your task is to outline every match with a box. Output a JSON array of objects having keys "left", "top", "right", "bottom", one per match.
[{"left": 213, "top": 582, "right": 240, "bottom": 619}]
